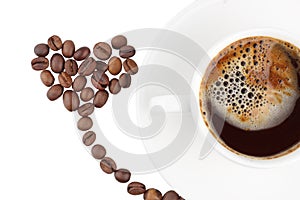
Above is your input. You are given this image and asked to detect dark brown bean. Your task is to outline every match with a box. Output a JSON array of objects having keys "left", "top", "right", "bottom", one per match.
[
  {"left": 63, "top": 90, "right": 80, "bottom": 111},
  {"left": 82, "top": 131, "right": 96, "bottom": 146},
  {"left": 91, "top": 144, "right": 106, "bottom": 159},
  {"left": 74, "top": 47, "right": 91, "bottom": 61},
  {"left": 93, "top": 42, "right": 112, "bottom": 60},
  {"left": 34, "top": 43, "right": 49, "bottom": 57},
  {"left": 144, "top": 189, "right": 163, "bottom": 200},
  {"left": 50, "top": 53, "right": 65, "bottom": 73},
  {"left": 162, "top": 191, "right": 180, "bottom": 200},
  {"left": 127, "top": 182, "right": 146, "bottom": 195},
  {"left": 119, "top": 73, "right": 131, "bottom": 88},
  {"left": 78, "top": 103, "right": 94, "bottom": 117},
  {"left": 91, "top": 77, "right": 106, "bottom": 90},
  {"left": 100, "top": 157, "right": 117, "bottom": 174},
  {"left": 123, "top": 58, "right": 138, "bottom": 75},
  {"left": 111, "top": 35, "right": 127, "bottom": 49},
  {"left": 78, "top": 57, "right": 96, "bottom": 76},
  {"left": 47, "top": 84, "right": 64, "bottom": 101},
  {"left": 93, "top": 90, "right": 109, "bottom": 108},
  {"left": 48, "top": 35, "right": 62, "bottom": 51},
  {"left": 64, "top": 59, "right": 78, "bottom": 76},
  {"left": 80, "top": 87, "right": 94, "bottom": 102},
  {"left": 92, "top": 71, "right": 109, "bottom": 86},
  {"left": 77, "top": 117, "right": 93, "bottom": 131},
  {"left": 108, "top": 56, "right": 122, "bottom": 75},
  {"left": 96, "top": 61, "right": 108, "bottom": 72},
  {"left": 109, "top": 78, "right": 121, "bottom": 94},
  {"left": 31, "top": 57, "right": 49, "bottom": 71},
  {"left": 40, "top": 70, "right": 54, "bottom": 87},
  {"left": 62, "top": 40, "right": 75, "bottom": 58},
  {"left": 119, "top": 45, "right": 136, "bottom": 58},
  {"left": 72, "top": 76, "right": 87, "bottom": 92},
  {"left": 114, "top": 168, "right": 131, "bottom": 183},
  {"left": 58, "top": 72, "right": 72, "bottom": 88}
]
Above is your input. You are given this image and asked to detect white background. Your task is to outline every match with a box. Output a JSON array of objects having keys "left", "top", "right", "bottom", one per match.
[{"left": 0, "top": 0, "right": 194, "bottom": 199}]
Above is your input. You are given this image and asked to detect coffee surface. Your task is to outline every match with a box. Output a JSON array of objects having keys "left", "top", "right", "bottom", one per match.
[{"left": 200, "top": 36, "right": 300, "bottom": 158}]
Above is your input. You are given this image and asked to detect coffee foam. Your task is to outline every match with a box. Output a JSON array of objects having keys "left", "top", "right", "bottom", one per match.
[{"left": 200, "top": 36, "right": 300, "bottom": 131}]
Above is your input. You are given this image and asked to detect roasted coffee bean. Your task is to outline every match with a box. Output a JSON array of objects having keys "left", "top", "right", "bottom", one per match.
[
  {"left": 64, "top": 59, "right": 78, "bottom": 76},
  {"left": 119, "top": 45, "right": 136, "bottom": 58},
  {"left": 91, "top": 144, "right": 106, "bottom": 159},
  {"left": 34, "top": 43, "right": 49, "bottom": 57},
  {"left": 96, "top": 61, "right": 108, "bottom": 72},
  {"left": 77, "top": 117, "right": 93, "bottom": 131},
  {"left": 50, "top": 53, "right": 65, "bottom": 73},
  {"left": 80, "top": 87, "right": 94, "bottom": 102},
  {"left": 58, "top": 72, "right": 72, "bottom": 88},
  {"left": 144, "top": 189, "right": 163, "bottom": 200},
  {"left": 127, "top": 182, "right": 146, "bottom": 195},
  {"left": 47, "top": 84, "right": 64, "bottom": 101},
  {"left": 78, "top": 57, "right": 96, "bottom": 76},
  {"left": 92, "top": 71, "right": 109, "bottom": 86},
  {"left": 40, "top": 70, "right": 54, "bottom": 87},
  {"left": 62, "top": 40, "right": 75, "bottom": 58},
  {"left": 100, "top": 157, "right": 117, "bottom": 174},
  {"left": 114, "top": 168, "right": 131, "bottom": 183},
  {"left": 109, "top": 78, "right": 121, "bottom": 94},
  {"left": 78, "top": 103, "right": 94, "bottom": 117},
  {"left": 93, "top": 90, "right": 109, "bottom": 108},
  {"left": 123, "top": 59, "right": 138, "bottom": 75},
  {"left": 108, "top": 56, "right": 122, "bottom": 75},
  {"left": 119, "top": 73, "right": 131, "bottom": 88},
  {"left": 111, "top": 35, "right": 127, "bottom": 49},
  {"left": 93, "top": 42, "right": 112, "bottom": 60},
  {"left": 63, "top": 90, "right": 80, "bottom": 111},
  {"left": 32, "top": 57, "right": 49, "bottom": 71},
  {"left": 91, "top": 77, "right": 105, "bottom": 90},
  {"left": 74, "top": 47, "right": 90, "bottom": 61},
  {"left": 82, "top": 131, "right": 96, "bottom": 146},
  {"left": 72, "top": 76, "right": 87, "bottom": 92},
  {"left": 162, "top": 191, "right": 180, "bottom": 200},
  {"left": 48, "top": 35, "right": 62, "bottom": 51}
]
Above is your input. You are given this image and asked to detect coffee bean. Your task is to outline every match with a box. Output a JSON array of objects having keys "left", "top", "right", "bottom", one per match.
[
  {"left": 77, "top": 117, "right": 93, "bottom": 131},
  {"left": 127, "top": 182, "right": 146, "bottom": 195},
  {"left": 64, "top": 59, "right": 78, "bottom": 76},
  {"left": 162, "top": 191, "right": 180, "bottom": 200},
  {"left": 48, "top": 35, "right": 62, "bottom": 51},
  {"left": 144, "top": 189, "right": 163, "bottom": 200},
  {"left": 78, "top": 103, "right": 94, "bottom": 117},
  {"left": 74, "top": 47, "right": 91, "bottom": 61},
  {"left": 119, "top": 45, "right": 136, "bottom": 58},
  {"left": 91, "top": 144, "right": 106, "bottom": 159},
  {"left": 62, "top": 40, "right": 75, "bottom": 58},
  {"left": 34, "top": 43, "right": 49, "bottom": 57},
  {"left": 40, "top": 70, "right": 54, "bottom": 87},
  {"left": 80, "top": 87, "right": 94, "bottom": 102},
  {"left": 72, "top": 76, "right": 87, "bottom": 92},
  {"left": 91, "top": 77, "right": 105, "bottom": 90},
  {"left": 119, "top": 73, "right": 131, "bottom": 88},
  {"left": 31, "top": 57, "right": 49, "bottom": 71},
  {"left": 100, "top": 157, "right": 117, "bottom": 174},
  {"left": 109, "top": 78, "right": 121, "bottom": 94},
  {"left": 58, "top": 72, "right": 72, "bottom": 88},
  {"left": 82, "top": 131, "right": 96, "bottom": 146},
  {"left": 96, "top": 61, "right": 108, "bottom": 72},
  {"left": 108, "top": 56, "right": 122, "bottom": 75},
  {"left": 123, "top": 59, "right": 138, "bottom": 75},
  {"left": 47, "top": 84, "right": 64, "bottom": 101},
  {"left": 114, "top": 168, "right": 131, "bottom": 183},
  {"left": 111, "top": 35, "right": 127, "bottom": 49},
  {"left": 92, "top": 71, "right": 109, "bottom": 86},
  {"left": 63, "top": 90, "right": 80, "bottom": 111},
  {"left": 93, "top": 90, "right": 109, "bottom": 108},
  {"left": 93, "top": 42, "right": 112, "bottom": 60},
  {"left": 50, "top": 53, "right": 65, "bottom": 73},
  {"left": 78, "top": 57, "right": 96, "bottom": 76}
]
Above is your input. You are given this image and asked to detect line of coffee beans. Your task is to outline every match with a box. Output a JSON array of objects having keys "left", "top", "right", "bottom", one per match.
[{"left": 31, "top": 35, "right": 184, "bottom": 200}]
